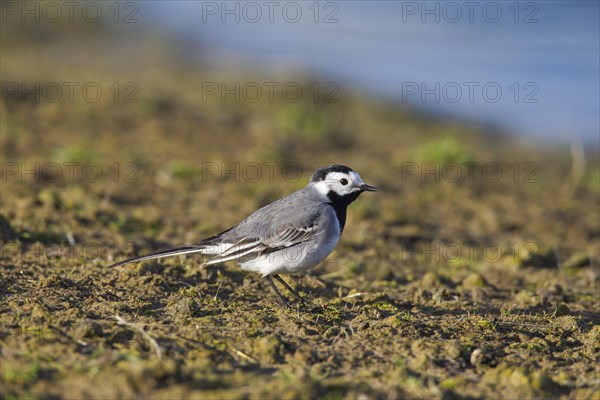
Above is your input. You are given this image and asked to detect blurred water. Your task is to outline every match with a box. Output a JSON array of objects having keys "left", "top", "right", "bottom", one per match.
[{"left": 145, "top": 1, "right": 599, "bottom": 144}]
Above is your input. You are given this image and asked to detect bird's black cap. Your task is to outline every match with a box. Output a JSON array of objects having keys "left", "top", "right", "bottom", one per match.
[{"left": 310, "top": 165, "right": 354, "bottom": 182}]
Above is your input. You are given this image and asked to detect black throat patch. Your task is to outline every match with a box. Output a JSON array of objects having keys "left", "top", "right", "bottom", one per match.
[{"left": 326, "top": 190, "right": 361, "bottom": 232}]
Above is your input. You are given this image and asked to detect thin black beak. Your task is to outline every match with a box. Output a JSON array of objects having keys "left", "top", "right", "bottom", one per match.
[{"left": 360, "top": 183, "right": 380, "bottom": 192}]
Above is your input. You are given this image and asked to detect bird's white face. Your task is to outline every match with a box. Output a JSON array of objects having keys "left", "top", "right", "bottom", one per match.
[{"left": 314, "top": 170, "right": 366, "bottom": 198}]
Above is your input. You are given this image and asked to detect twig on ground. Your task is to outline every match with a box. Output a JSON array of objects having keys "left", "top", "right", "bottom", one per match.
[
  {"left": 114, "top": 315, "right": 163, "bottom": 359},
  {"left": 214, "top": 281, "right": 222, "bottom": 301},
  {"left": 342, "top": 292, "right": 368, "bottom": 300},
  {"left": 231, "top": 346, "right": 259, "bottom": 364}
]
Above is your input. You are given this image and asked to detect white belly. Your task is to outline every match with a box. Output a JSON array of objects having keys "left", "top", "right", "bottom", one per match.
[{"left": 238, "top": 220, "right": 341, "bottom": 276}]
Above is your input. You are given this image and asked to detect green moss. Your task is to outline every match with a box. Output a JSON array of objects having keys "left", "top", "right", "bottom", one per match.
[
  {"left": 373, "top": 302, "right": 397, "bottom": 312},
  {"left": 52, "top": 144, "right": 98, "bottom": 164},
  {"left": 2, "top": 362, "right": 41, "bottom": 385},
  {"left": 413, "top": 138, "right": 475, "bottom": 164},
  {"left": 440, "top": 377, "right": 464, "bottom": 390},
  {"left": 476, "top": 317, "right": 496, "bottom": 331}
]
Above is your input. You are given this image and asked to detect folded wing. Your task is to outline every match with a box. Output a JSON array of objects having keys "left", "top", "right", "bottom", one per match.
[{"left": 202, "top": 225, "right": 318, "bottom": 266}]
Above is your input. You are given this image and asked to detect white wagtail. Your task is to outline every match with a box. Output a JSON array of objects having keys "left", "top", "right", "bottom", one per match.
[{"left": 109, "top": 164, "right": 379, "bottom": 307}]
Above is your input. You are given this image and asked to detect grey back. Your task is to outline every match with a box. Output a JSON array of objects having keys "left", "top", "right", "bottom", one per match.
[{"left": 220, "top": 184, "right": 330, "bottom": 242}]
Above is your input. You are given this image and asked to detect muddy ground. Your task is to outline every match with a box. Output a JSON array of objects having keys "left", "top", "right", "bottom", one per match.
[{"left": 1, "top": 18, "right": 599, "bottom": 399}]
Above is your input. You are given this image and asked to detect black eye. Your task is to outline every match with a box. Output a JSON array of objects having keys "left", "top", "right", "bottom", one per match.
[{"left": 340, "top": 178, "right": 348, "bottom": 186}]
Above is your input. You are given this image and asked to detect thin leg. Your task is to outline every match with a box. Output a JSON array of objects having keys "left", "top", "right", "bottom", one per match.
[
  {"left": 273, "top": 275, "right": 306, "bottom": 304},
  {"left": 265, "top": 275, "right": 289, "bottom": 308}
]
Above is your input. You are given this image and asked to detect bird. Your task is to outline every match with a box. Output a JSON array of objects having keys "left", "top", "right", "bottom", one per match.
[{"left": 109, "top": 164, "right": 379, "bottom": 307}]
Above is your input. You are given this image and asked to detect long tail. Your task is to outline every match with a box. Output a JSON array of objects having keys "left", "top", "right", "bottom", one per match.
[{"left": 108, "top": 245, "right": 207, "bottom": 268}]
